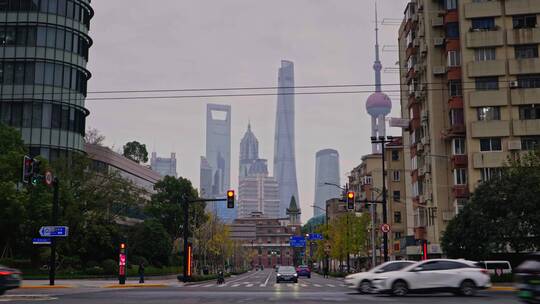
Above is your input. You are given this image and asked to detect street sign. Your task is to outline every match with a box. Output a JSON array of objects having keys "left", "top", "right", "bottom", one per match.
[
  {"left": 381, "top": 224, "right": 391, "bottom": 233},
  {"left": 32, "top": 238, "right": 51, "bottom": 245},
  {"left": 44, "top": 171, "right": 53, "bottom": 186},
  {"left": 39, "top": 226, "right": 69, "bottom": 237},
  {"left": 307, "top": 233, "right": 323, "bottom": 241},
  {"left": 289, "top": 236, "right": 306, "bottom": 247}
]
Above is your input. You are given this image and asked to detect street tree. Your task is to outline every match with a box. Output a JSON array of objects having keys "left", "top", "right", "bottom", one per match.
[{"left": 122, "top": 141, "right": 148, "bottom": 163}]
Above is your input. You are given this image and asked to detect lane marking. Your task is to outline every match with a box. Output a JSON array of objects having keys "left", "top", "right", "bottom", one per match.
[
  {"left": 262, "top": 271, "right": 273, "bottom": 287},
  {"left": 314, "top": 283, "right": 322, "bottom": 287},
  {"left": 259, "top": 284, "right": 265, "bottom": 287},
  {"left": 326, "top": 284, "right": 335, "bottom": 287},
  {"left": 246, "top": 284, "right": 254, "bottom": 287},
  {"left": 300, "top": 284, "right": 308, "bottom": 287},
  {"left": 226, "top": 270, "right": 260, "bottom": 284},
  {"left": 231, "top": 283, "right": 241, "bottom": 287},
  {"left": 202, "top": 283, "right": 214, "bottom": 287}
]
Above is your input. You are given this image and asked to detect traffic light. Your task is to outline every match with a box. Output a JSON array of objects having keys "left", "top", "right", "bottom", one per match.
[
  {"left": 346, "top": 191, "right": 355, "bottom": 210},
  {"left": 119, "top": 242, "right": 127, "bottom": 284},
  {"left": 22, "top": 156, "right": 33, "bottom": 184},
  {"left": 227, "top": 190, "right": 235, "bottom": 208},
  {"left": 30, "top": 160, "right": 41, "bottom": 186}
]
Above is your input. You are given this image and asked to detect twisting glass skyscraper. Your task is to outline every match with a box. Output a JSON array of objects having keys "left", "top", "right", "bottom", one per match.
[
  {"left": 274, "top": 60, "right": 299, "bottom": 217},
  {"left": 0, "top": 0, "right": 93, "bottom": 160}
]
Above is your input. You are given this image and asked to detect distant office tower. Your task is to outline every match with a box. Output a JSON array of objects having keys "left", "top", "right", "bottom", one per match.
[
  {"left": 314, "top": 149, "right": 341, "bottom": 217},
  {"left": 274, "top": 60, "right": 300, "bottom": 217},
  {"left": 238, "top": 159, "right": 280, "bottom": 218},
  {"left": 238, "top": 124, "right": 279, "bottom": 218},
  {"left": 0, "top": 1, "right": 93, "bottom": 160},
  {"left": 201, "top": 104, "right": 236, "bottom": 222},
  {"left": 150, "top": 152, "right": 177, "bottom": 177},
  {"left": 199, "top": 156, "right": 213, "bottom": 198},
  {"left": 239, "top": 123, "right": 259, "bottom": 179}
]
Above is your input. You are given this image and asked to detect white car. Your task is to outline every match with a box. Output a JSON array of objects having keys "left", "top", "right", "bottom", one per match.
[
  {"left": 371, "top": 259, "right": 492, "bottom": 296},
  {"left": 344, "top": 261, "right": 416, "bottom": 294}
]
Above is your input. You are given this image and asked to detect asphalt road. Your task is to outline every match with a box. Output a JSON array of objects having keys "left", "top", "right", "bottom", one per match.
[{"left": 3, "top": 269, "right": 522, "bottom": 303}]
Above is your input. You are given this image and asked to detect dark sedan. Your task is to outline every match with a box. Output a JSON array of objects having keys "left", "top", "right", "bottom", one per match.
[
  {"left": 276, "top": 266, "right": 298, "bottom": 283},
  {"left": 0, "top": 265, "right": 21, "bottom": 295},
  {"left": 296, "top": 265, "right": 311, "bottom": 278}
]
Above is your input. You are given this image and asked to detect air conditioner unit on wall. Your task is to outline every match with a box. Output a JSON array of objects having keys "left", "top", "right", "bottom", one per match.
[
  {"left": 508, "top": 140, "right": 522, "bottom": 150},
  {"left": 432, "top": 17, "right": 444, "bottom": 27},
  {"left": 433, "top": 37, "right": 445, "bottom": 46},
  {"left": 433, "top": 66, "right": 447, "bottom": 75}
]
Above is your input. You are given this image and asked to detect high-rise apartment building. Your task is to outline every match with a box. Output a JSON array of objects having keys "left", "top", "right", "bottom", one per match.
[
  {"left": 398, "top": 0, "right": 540, "bottom": 256},
  {"left": 274, "top": 60, "right": 300, "bottom": 217},
  {"left": 238, "top": 123, "right": 280, "bottom": 218},
  {"left": 313, "top": 149, "right": 341, "bottom": 218},
  {"left": 0, "top": 0, "right": 93, "bottom": 159},
  {"left": 150, "top": 152, "right": 177, "bottom": 178},
  {"left": 201, "top": 103, "right": 236, "bottom": 222}
]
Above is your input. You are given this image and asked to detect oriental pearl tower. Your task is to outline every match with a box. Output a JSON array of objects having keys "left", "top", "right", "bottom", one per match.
[{"left": 366, "top": 4, "right": 392, "bottom": 154}]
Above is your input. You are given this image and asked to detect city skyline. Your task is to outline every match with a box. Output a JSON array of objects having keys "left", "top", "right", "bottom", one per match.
[
  {"left": 313, "top": 149, "right": 341, "bottom": 218},
  {"left": 85, "top": 0, "right": 406, "bottom": 222}
]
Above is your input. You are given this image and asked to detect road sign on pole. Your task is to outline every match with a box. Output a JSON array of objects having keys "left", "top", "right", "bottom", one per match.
[
  {"left": 381, "top": 224, "right": 391, "bottom": 233},
  {"left": 307, "top": 233, "right": 324, "bottom": 241},
  {"left": 32, "top": 238, "right": 51, "bottom": 245},
  {"left": 44, "top": 171, "right": 53, "bottom": 186},
  {"left": 39, "top": 226, "right": 69, "bottom": 237},
  {"left": 289, "top": 236, "right": 306, "bottom": 247}
]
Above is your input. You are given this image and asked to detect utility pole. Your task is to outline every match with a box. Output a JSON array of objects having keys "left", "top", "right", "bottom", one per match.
[
  {"left": 49, "top": 177, "right": 59, "bottom": 286},
  {"left": 370, "top": 200, "right": 376, "bottom": 267},
  {"left": 182, "top": 197, "right": 189, "bottom": 282}
]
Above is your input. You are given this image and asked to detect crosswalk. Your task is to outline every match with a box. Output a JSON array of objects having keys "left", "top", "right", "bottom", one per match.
[{"left": 187, "top": 281, "right": 348, "bottom": 289}]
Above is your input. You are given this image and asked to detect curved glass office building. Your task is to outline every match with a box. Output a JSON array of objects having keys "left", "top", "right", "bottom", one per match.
[{"left": 0, "top": 0, "right": 93, "bottom": 159}]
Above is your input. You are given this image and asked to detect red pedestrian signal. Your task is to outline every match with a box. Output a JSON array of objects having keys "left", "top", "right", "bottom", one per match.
[
  {"left": 22, "top": 156, "right": 33, "bottom": 184},
  {"left": 346, "top": 191, "right": 355, "bottom": 210},
  {"left": 227, "top": 190, "right": 235, "bottom": 209}
]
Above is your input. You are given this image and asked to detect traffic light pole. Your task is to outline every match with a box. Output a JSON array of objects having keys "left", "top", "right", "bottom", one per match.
[
  {"left": 49, "top": 177, "right": 59, "bottom": 286},
  {"left": 180, "top": 197, "right": 230, "bottom": 282},
  {"left": 381, "top": 142, "right": 389, "bottom": 262}
]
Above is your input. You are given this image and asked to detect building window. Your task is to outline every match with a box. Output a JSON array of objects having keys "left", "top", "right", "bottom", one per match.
[
  {"left": 392, "top": 170, "right": 400, "bottom": 182},
  {"left": 481, "top": 168, "right": 502, "bottom": 182},
  {"left": 474, "top": 47, "right": 496, "bottom": 61},
  {"left": 446, "top": 22, "right": 460, "bottom": 38},
  {"left": 394, "top": 232, "right": 402, "bottom": 240},
  {"left": 471, "top": 17, "right": 496, "bottom": 30},
  {"left": 450, "top": 108, "right": 464, "bottom": 125},
  {"left": 513, "top": 14, "right": 537, "bottom": 29},
  {"left": 480, "top": 137, "right": 502, "bottom": 151},
  {"left": 477, "top": 106, "right": 500, "bottom": 121},
  {"left": 453, "top": 168, "right": 467, "bottom": 185},
  {"left": 394, "top": 211, "right": 402, "bottom": 224},
  {"left": 515, "top": 45, "right": 539, "bottom": 59},
  {"left": 522, "top": 136, "right": 540, "bottom": 150},
  {"left": 447, "top": 50, "right": 461, "bottom": 67},
  {"left": 475, "top": 77, "right": 499, "bottom": 90},
  {"left": 452, "top": 138, "right": 466, "bottom": 155},
  {"left": 519, "top": 105, "right": 540, "bottom": 120},
  {"left": 445, "top": 0, "right": 457, "bottom": 10},
  {"left": 391, "top": 150, "right": 399, "bottom": 161},
  {"left": 448, "top": 80, "right": 463, "bottom": 97},
  {"left": 517, "top": 74, "right": 540, "bottom": 88},
  {"left": 393, "top": 191, "right": 401, "bottom": 202}
]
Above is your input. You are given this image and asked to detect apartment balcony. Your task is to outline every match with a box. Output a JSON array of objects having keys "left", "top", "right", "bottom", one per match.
[
  {"left": 513, "top": 119, "right": 540, "bottom": 136},
  {"left": 509, "top": 58, "right": 540, "bottom": 75},
  {"left": 469, "top": 90, "right": 508, "bottom": 107},
  {"left": 445, "top": 39, "right": 460, "bottom": 52},
  {"left": 410, "top": 117, "right": 421, "bottom": 130},
  {"left": 448, "top": 96, "right": 464, "bottom": 109},
  {"left": 505, "top": 0, "right": 540, "bottom": 16},
  {"left": 451, "top": 155, "right": 468, "bottom": 168},
  {"left": 470, "top": 120, "right": 511, "bottom": 138},
  {"left": 511, "top": 87, "right": 540, "bottom": 105},
  {"left": 472, "top": 152, "right": 510, "bottom": 168},
  {"left": 406, "top": 45, "right": 417, "bottom": 59},
  {"left": 467, "top": 60, "right": 506, "bottom": 77},
  {"left": 452, "top": 185, "right": 470, "bottom": 198},
  {"left": 464, "top": 1, "right": 502, "bottom": 19},
  {"left": 466, "top": 29, "right": 504, "bottom": 48},
  {"left": 507, "top": 27, "right": 540, "bottom": 45},
  {"left": 444, "top": 10, "right": 459, "bottom": 24},
  {"left": 445, "top": 123, "right": 466, "bottom": 137}
]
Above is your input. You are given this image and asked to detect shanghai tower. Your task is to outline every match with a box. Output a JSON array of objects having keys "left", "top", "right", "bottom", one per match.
[{"left": 274, "top": 60, "right": 300, "bottom": 217}]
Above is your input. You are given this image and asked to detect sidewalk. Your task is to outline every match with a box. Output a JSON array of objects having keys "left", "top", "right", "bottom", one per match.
[{"left": 21, "top": 277, "right": 182, "bottom": 289}]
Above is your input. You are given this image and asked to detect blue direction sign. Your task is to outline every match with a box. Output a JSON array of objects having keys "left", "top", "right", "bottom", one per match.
[
  {"left": 32, "top": 238, "right": 51, "bottom": 245},
  {"left": 39, "top": 226, "right": 69, "bottom": 237},
  {"left": 307, "top": 233, "right": 324, "bottom": 241},
  {"left": 289, "top": 236, "right": 306, "bottom": 247}
]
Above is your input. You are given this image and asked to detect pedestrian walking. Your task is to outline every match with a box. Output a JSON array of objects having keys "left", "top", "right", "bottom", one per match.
[{"left": 138, "top": 262, "right": 145, "bottom": 284}]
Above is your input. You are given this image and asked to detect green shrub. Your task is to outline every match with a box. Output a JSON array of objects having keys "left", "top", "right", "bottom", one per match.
[
  {"left": 0, "top": 259, "right": 32, "bottom": 269},
  {"left": 131, "top": 256, "right": 148, "bottom": 266},
  {"left": 101, "top": 259, "right": 118, "bottom": 275},
  {"left": 62, "top": 256, "right": 82, "bottom": 270},
  {"left": 85, "top": 266, "right": 104, "bottom": 275},
  {"left": 86, "top": 261, "right": 99, "bottom": 268}
]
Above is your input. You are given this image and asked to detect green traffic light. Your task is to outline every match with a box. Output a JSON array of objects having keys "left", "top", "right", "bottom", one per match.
[{"left": 31, "top": 176, "right": 39, "bottom": 186}]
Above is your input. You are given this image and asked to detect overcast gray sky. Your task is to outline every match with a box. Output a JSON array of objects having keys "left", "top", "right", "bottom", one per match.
[{"left": 86, "top": 0, "right": 408, "bottom": 222}]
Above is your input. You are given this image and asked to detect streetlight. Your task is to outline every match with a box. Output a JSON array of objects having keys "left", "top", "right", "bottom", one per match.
[
  {"left": 370, "top": 135, "right": 395, "bottom": 262},
  {"left": 311, "top": 204, "right": 329, "bottom": 273}
]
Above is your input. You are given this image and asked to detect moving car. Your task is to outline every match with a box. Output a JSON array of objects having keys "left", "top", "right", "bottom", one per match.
[
  {"left": 371, "top": 259, "right": 491, "bottom": 296},
  {"left": 296, "top": 265, "right": 311, "bottom": 278},
  {"left": 0, "top": 265, "right": 21, "bottom": 295},
  {"left": 476, "top": 260, "right": 512, "bottom": 276},
  {"left": 515, "top": 253, "right": 540, "bottom": 303},
  {"left": 276, "top": 266, "right": 298, "bottom": 283},
  {"left": 345, "top": 261, "right": 416, "bottom": 294}
]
